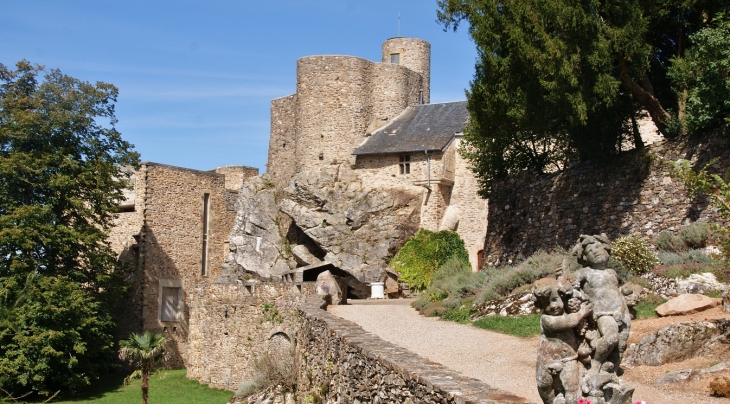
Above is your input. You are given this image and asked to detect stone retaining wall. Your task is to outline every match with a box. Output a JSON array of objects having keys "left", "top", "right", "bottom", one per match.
[
  {"left": 188, "top": 281, "right": 317, "bottom": 389},
  {"left": 484, "top": 135, "right": 730, "bottom": 265},
  {"left": 296, "top": 295, "right": 533, "bottom": 404}
]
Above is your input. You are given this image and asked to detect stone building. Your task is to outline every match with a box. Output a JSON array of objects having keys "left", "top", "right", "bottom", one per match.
[
  {"left": 265, "top": 37, "right": 488, "bottom": 271},
  {"left": 109, "top": 162, "right": 258, "bottom": 366}
]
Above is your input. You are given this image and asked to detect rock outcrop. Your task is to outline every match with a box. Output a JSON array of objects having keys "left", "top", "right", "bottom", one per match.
[
  {"left": 470, "top": 291, "right": 538, "bottom": 320},
  {"left": 279, "top": 165, "right": 424, "bottom": 283},
  {"left": 222, "top": 176, "right": 293, "bottom": 280},
  {"left": 623, "top": 319, "right": 730, "bottom": 367}
]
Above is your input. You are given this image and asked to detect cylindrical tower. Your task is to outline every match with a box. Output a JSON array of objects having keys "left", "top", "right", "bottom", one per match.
[
  {"left": 382, "top": 37, "right": 431, "bottom": 104},
  {"left": 294, "top": 55, "right": 372, "bottom": 172}
]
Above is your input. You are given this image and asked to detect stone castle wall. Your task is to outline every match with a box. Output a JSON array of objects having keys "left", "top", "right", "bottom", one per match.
[
  {"left": 265, "top": 38, "right": 428, "bottom": 190},
  {"left": 484, "top": 135, "right": 730, "bottom": 264},
  {"left": 293, "top": 56, "right": 422, "bottom": 174},
  {"left": 187, "top": 281, "right": 316, "bottom": 389},
  {"left": 136, "top": 163, "right": 234, "bottom": 367},
  {"left": 382, "top": 37, "right": 430, "bottom": 103},
  {"left": 214, "top": 165, "right": 259, "bottom": 191},
  {"left": 296, "top": 295, "right": 530, "bottom": 403},
  {"left": 267, "top": 94, "right": 298, "bottom": 188},
  {"left": 446, "top": 138, "right": 489, "bottom": 270}
]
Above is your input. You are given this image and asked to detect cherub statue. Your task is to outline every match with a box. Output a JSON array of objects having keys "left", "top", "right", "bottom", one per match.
[
  {"left": 533, "top": 278, "right": 593, "bottom": 404},
  {"left": 570, "top": 234, "right": 634, "bottom": 404},
  {"left": 570, "top": 234, "right": 631, "bottom": 377}
]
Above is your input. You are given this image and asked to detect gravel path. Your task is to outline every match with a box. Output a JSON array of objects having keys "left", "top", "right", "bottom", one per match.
[{"left": 328, "top": 299, "right": 729, "bottom": 404}]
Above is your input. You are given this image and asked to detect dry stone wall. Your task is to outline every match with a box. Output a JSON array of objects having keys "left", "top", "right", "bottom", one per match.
[
  {"left": 296, "top": 295, "right": 532, "bottom": 404},
  {"left": 187, "top": 281, "right": 316, "bottom": 389},
  {"left": 484, "top": 135, "right": 730, "bottom": 265}
]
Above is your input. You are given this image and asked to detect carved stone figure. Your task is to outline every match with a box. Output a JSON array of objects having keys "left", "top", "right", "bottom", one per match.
[
  {"left": 534, "top": 234, "right": 635, "bottom": 404},
  {"left": 533, "top": 278, "right": 592, "bottom": 404}
]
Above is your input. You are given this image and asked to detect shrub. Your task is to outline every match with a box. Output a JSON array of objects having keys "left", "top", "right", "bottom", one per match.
[
  {"left": 612, "top": 236, "right": 659, "bottom": 275},
  {"left": 658, "top": 249, "right": 714, "bottom": 265},
  {"left": 654, "top": 231, "right": 687, "bottom": 252},
  {"left": 441, "top": 302, "right": 475, "bottom": 323},
  {"left": 252, "top": 349, "right": 296, "bottom": 392},
  {"left": 679, "top": 222, "right": 713, "bottom": 249},
  {"left": 475, "top": 249, "right": 574, "bottom": 304},
  {"left": 653, "top": 262, "right": 727, "bottom": 280},
  {"left": 235, "top": 381, "right": 256, "bottom": 397},
  {"left": 391, "top": 230, "right": 469, "bottom": 291},
  {"left": 710, "top": 377, "right": 730, "bottom": 397},
  {"left": 414, "top": 257, "right": 485, "bottom": 311}
]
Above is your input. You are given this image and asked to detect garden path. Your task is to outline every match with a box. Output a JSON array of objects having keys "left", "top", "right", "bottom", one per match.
[{"left": 329, "top": 299, "right": 728, "bottom": 404}]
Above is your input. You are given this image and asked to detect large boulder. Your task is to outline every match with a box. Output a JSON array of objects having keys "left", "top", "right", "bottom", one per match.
[
  {"left": 623, "top": 319, "right": 730, "bottom": 367},
  {"left": 222, "top": 176, "right": 293, "bottom": 280},
  {"left": 316, "top": 270, "right": 347, "bottom": 305},
  {"left": 655, "top": 293, "right": 719, "bottom": 317},
  {"left": 279, "top": 166, "right": 424, "bottom": 283}
]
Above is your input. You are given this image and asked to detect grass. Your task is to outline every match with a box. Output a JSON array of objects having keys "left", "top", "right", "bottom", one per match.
[
  {"left": 634, "top": 295, "right": 667, "bottom": 319},
  {"left": 48, "top": 369, "right": 232, "bottom": 404},
  {"left": 473, "top": 314, "right": 541, "bottom": 338}
]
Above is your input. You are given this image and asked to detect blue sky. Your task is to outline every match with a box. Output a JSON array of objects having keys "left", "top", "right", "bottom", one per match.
[{"left": 2, "top": 1, "right": 476, "bottom": 173}]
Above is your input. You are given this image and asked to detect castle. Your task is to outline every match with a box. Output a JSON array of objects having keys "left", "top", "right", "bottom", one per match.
[{"left": 109, "top": 37, "right": 487, "bottom": 383}]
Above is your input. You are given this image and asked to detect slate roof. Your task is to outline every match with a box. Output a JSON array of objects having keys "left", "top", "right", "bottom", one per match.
[{"left": 352, "top": 101, "right": 468, "bottom": 155}]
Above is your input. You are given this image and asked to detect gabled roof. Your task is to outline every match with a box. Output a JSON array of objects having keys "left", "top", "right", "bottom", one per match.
[{"left": 352, "top": 101, "right": 468, "bottom": 156}]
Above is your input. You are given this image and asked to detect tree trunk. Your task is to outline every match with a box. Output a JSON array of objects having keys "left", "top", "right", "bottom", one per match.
[
  {"left": 142, "top": 370, "right": 149, "bottom": 404},
  {"left": 630, "top": 112, "right": 644, "bottom": 150},
  {"left": 619, "top": 60, "right": 672, "bottom": 135}
]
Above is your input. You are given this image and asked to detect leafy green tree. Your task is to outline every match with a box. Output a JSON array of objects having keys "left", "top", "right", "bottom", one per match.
[
  {"left": 669, "top": 13, "right": 730, "bottom": 133},
  {"left": 437, "top": 0, "right": 729, "bottom": 196},
  {"left": 0, "top": 61, "right": 139, "bottom": 397},
  {"left": 391, "top": 230, "right": 469, "bottom": 291},
  {"left": 119, "top": 332, "right": 167, "bottom": 404}
]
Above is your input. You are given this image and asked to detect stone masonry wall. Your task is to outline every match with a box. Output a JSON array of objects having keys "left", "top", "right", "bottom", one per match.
[
  {"left": 355, "top": 151, "right": 451, "bottom": 232},
  {"left": 484, "top": 135, "right": 730, "bottom": 265},
  {"left": 214, "top": 165, "right": 259, "bottom": 191},
  {"left": 138, "top": 163, "right": 230, "bottom": 368},
  {"left": 295, "top": 56, "right": 372, "bottom": 172},
  {"left": 448, "top": 138, "right": 489, "bottom": 271},
  {"left": 267, "top": 94, "right": 298, "bottom": 187},
  {"left": 187, "top": 281, "right": 316, "bottom": 389},
  {"left": 297, "top": 295, "right": 532, "bottom": 403},
  {"left": 382, "top": 37, "right": 431, "bottom": 103}
]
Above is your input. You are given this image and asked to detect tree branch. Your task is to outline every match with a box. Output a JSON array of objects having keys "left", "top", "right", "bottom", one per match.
[{"left": 619, "top": 59, "right": 671, "bottom": 135}]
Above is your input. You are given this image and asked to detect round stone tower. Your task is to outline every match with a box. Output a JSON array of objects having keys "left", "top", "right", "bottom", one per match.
[{"left": 382, "top": 37, "right": 431, "bottom": 104}]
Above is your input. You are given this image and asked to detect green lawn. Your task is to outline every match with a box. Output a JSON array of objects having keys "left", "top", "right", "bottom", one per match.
[
  {"left": 49, "top": 369, "right": 233, "bottom": 404},
  {"left": 473, "top": 314, "right": 542, "bottom": 338}
]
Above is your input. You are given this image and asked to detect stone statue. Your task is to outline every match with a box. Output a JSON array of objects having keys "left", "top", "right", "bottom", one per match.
[
  {"left": 534, "top": 234, "right": 634, "bottom": 404},
  {"left": 533, "top": 278, "right": 592, "bottom": 404}
]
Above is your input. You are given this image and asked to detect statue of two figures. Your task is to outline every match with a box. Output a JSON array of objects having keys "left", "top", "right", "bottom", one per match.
[{"left": 533, "top": 234, "right": 638, "bottom": 404}]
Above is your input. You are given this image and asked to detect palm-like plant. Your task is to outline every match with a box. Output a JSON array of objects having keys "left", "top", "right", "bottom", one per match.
[{"left": 118, "top": 331, "right": 167, "bottom": 404}]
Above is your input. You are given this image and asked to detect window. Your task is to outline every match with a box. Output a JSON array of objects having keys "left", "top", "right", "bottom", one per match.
[
  {"left": 201, "top": 193, "right": 210, "bottom": 276},
  {"left": 390, "top": 53, "right": 400, "bottom": 64},
  {"left": 399, "top": 155, "right": 410, "bottom": 174},
  {"left": 159, "top": 280, "right": 183, "bottom": 322}
]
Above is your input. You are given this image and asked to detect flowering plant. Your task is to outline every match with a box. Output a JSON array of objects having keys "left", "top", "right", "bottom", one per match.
[{"left": 577, "top": 398, "right": 592, "bottom": 404}]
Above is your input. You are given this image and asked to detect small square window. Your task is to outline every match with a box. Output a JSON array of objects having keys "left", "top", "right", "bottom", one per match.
[
  {"left": 390, "top": 53, "right": 400, "bottom": 64},
  {"left": 159, "top": 279, "right": 183, "bottom": 322},
  {"left": 399, "top": 155, "right": 410, "bottom": 174}
]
